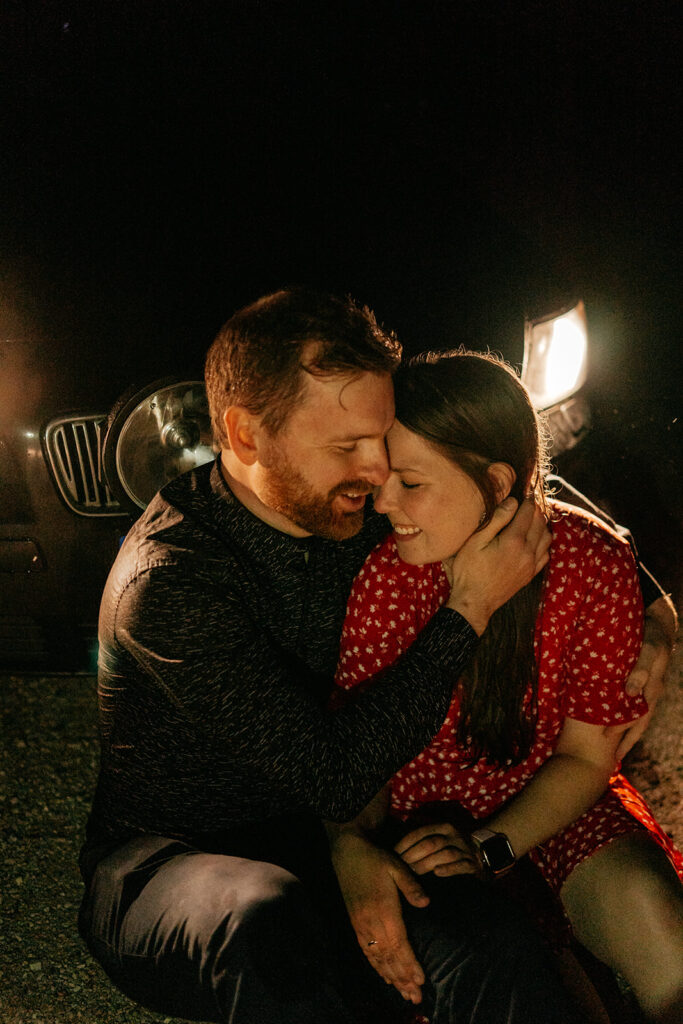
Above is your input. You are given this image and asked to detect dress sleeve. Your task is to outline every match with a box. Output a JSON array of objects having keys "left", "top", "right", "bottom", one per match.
[
  {"left": 335, "top": 542, "right": 449, "bottom": 690},
  {"left": 561, "top": 524, "right": 647, "bottom": 725}
]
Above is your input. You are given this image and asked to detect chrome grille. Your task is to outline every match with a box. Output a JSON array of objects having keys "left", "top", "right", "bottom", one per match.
[{"left": 44, "top": 415, "right": 126, "bottom": 516}]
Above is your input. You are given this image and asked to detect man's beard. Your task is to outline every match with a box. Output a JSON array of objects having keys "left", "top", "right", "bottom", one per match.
[{"left": 260, "top": 455, "right": 371, "bottom": 540}]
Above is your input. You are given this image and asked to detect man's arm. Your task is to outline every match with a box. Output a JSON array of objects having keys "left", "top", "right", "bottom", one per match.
[
  {"left": 111, "top": 498, "right": 549, "bottom": 829},
  {"left": 618, "top": 593, "right": 678, "bottom": 758}
]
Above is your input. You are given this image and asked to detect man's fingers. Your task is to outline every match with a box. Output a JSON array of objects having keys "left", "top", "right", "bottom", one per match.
[
  {"left": 360, "top": 920, "right": 425, "bottom": 1003},
  {"left": 521, "top": 501, "right": 552, "bottom": 573},
  {"left": 626, "top": 644, "right": 668, "bottom": 701},
  {"left": 348, "top": 874, "right": 425, "bottom": 1001},
  {"left": 476, "top": 495, "right": 520, "bottom": 540},
  {"left": 481, "top": 497, "right": 549, "bottom": 573},
  {"left": 616, "top": 712, "right": 652, "bottom": 760},
  {"left": 625, "top": 642, "right": 657, "bottom": 696},
  {"left": 447, "top": 497, "right": 550, "bottom": 633}
]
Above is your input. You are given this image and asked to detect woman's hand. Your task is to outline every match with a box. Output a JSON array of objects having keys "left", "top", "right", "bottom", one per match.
[
  {"left": 394, "top": 822, "right": 481, "bottom": 878},
  {"left": 329, "top": 830, "right": 429, "bottom": 1005}
]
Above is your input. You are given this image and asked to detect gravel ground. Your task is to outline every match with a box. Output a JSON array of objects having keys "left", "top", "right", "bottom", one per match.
[{"left": 1, "top": 631, "right": 681, "bottom": 1024}]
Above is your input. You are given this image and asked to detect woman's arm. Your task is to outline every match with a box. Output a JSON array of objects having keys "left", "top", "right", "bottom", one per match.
[
  {"left": 396, "top": 715, "right": 630, "bottom": 877},
  {"left": 397, "top": 715, "right": 629, "bottom": 877},
  {"left": 485, "top": 716, "right": 627, "bottom": 858}
]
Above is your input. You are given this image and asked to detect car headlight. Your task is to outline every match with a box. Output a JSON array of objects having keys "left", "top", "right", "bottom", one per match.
[
  {"left": 521, "top": 301, "right": 588, "bottom": 410},
  {"left": 103, "top": 379, "right": 215, "bottom": 511}
]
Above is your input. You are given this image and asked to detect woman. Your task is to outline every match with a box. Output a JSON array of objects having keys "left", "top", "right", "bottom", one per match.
[{"left": 332, "top": 350, "right": 683, "bottom": 1023}]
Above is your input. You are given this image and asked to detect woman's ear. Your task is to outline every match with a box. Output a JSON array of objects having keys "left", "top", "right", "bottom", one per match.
[
  {"left": 223, "top": 406, "right": 261, "bottom": 465},
  {"left": 488, "top": 462, "right": 516, "bottom": 502}
]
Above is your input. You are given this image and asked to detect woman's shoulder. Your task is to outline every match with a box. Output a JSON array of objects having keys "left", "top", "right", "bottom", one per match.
[{"left": 548, "top": 499, "right": 635, "bottom": 563}]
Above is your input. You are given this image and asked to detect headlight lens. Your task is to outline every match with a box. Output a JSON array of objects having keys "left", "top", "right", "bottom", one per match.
[
  {"left": 521, "top": 301, "right": 588, "bottom": 410},
  {"left": 113, "top": 381, "right": 215, "bottom": 509}
]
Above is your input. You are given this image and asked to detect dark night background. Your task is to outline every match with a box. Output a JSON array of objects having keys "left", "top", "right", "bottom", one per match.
[{"left": 1, "top": 0, "right": 681, "bottom": 588}]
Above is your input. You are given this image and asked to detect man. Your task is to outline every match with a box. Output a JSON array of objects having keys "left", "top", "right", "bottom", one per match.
[{"left": 78, "top": 288, "right": 672, "bottom": 1023}]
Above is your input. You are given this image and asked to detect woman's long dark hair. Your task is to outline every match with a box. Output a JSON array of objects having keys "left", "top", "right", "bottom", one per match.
[{"left": 392, "top": 349, "right": 551, "bottom": 766}]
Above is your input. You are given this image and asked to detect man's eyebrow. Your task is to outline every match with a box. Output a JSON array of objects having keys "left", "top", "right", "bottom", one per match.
[{"left": 328, "top": 431, "right": 383, "bottom": 442}]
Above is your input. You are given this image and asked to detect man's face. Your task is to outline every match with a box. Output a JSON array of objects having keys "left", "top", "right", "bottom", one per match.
[{"left": 257, "top": 371, "right": 395, "bottom": 540}]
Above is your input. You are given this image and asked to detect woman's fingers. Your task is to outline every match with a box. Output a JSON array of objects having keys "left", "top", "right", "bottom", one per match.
[
  {"left": 394, "top": 821, "right": 459, "bottom": 857},
  {"left": 395, "top": 823, "right": 477, "bottom": 875}
]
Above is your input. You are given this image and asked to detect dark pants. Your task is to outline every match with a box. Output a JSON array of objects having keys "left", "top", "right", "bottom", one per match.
[{"left": 78, "top": 833, "right": 581, "bottom": 1024}]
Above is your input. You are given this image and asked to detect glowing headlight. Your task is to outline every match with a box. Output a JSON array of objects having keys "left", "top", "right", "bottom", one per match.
[{"left": 521, "top": 301, "right": 588, "bottom": 410}]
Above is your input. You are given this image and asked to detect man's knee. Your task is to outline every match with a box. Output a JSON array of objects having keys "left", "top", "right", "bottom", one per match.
[
  {"left": 82, "top": 847, "right": 337, "bottom": 1019},
  {"left": 188, "top": 855, "right": 311, "bottom": 949}
]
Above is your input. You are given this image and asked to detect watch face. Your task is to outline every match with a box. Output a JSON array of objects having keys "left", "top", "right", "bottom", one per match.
[{"left": 481, "top": 834, "right": 515, "bottom": 873}]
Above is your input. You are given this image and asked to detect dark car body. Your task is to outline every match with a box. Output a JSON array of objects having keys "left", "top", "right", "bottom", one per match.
[{"left": 1, "top": 338, "right": 126, "bottom": 667}]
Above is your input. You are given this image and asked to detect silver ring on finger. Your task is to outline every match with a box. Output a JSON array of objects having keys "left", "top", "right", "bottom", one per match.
[{"left": 366, "top": 939, "right": 378, "bottom": 947}]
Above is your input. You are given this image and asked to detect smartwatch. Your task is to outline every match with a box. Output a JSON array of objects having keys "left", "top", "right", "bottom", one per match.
[{"left": 470, "top": 828, "right": 516, "bottom": 876}]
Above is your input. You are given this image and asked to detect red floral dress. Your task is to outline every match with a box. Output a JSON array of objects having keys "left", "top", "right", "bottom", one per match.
[{"left": 335, "top": 504, "right": 683, "bottom": 892}]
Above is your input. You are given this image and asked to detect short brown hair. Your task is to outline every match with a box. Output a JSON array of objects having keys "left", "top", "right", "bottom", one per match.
[{"left": 205, "top": 287, "right": 401, "bottom": 447}]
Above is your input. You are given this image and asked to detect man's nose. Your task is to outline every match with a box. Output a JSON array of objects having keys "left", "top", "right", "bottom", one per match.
[
  {"left": 357, "top": 442, "right": 390, "bottom": 487},
  {"left": 372, "top": 480, "right": 393, "bottom": 514}
]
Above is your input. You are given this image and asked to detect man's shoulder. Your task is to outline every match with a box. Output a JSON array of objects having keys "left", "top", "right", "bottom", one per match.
[{"left": 102, "top": 462, "right": 238, "bottom": 605}]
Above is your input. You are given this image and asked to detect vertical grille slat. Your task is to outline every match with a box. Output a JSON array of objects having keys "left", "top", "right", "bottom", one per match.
[{"left": 44, "top": 416, "right": 126, "bottom": 516}]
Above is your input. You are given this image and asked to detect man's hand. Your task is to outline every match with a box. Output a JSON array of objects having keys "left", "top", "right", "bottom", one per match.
[
  {"left": 617, "top": 595, "right": 678, "bottom": 759},
  {"left": 329, "top": 830, "right": 428, "bottom": 1004},
  {"left": 394, "top": 822, "right": 481, "bottom": 878},
  {"left": 446, "top": 497, "right": 552, "bottom": 635}
]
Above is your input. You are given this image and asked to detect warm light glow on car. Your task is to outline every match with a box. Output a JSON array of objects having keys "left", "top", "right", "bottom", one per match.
[{"left": 522, "top": 301, "right": 588, "bottom": 410}]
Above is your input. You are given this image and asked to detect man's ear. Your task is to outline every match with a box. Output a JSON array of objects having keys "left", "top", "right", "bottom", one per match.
[
  {"left": 488, "top": 462, "right": 516, "bottom": 502},
  {"left": 223, "top": 406, "right": 261, "bottom": 466}
]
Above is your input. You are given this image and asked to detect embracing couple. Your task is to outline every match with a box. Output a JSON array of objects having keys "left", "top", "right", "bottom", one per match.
[{"left": 78, "top": 288, "right": 682, "bottom": 1023}]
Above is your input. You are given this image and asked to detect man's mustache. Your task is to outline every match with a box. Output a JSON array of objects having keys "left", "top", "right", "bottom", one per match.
[{"left": 329, "top": 480, "right": 375, "bottom": 498}]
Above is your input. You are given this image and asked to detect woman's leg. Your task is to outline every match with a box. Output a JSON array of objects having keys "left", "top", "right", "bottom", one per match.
[{"left": 560, "top": 833, "right": 683, "bottom": 1023}]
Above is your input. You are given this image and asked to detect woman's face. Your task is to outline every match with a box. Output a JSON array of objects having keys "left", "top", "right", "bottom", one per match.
[{"left": 374, "top": 420, "right": 489, "bottom": 565}]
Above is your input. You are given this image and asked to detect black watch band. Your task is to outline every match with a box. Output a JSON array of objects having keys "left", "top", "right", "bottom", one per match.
[{"left": 470, "top": 828, "right": 516, "bottom": 876}]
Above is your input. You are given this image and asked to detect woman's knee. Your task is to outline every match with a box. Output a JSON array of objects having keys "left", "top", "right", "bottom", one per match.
[{"left": 561, "top": 834, "right": 683, "bottom": 940}]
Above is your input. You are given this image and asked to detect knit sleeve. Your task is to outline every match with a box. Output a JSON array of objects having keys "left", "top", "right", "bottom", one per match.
[{"left": 109, "top": 555, "right": 476, "bottom": 828}]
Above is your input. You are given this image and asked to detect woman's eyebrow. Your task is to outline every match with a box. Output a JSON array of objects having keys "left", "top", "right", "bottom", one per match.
[{"left": 389, "top": 464, "right": 425, "bottom": 474}]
